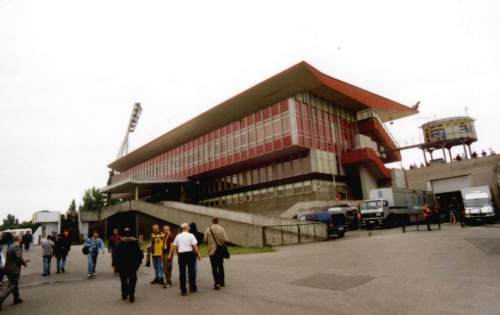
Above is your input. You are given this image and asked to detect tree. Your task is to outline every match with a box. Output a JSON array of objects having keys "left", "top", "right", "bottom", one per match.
[
  {"left": 68, "top": 199, "right": 77, "bottom": 212},
  {"left": 2, "top": 214, "right": 19, "bottom": 229},
  {"left": 79, "top": 187, "right": 106, "bottom": 212}
]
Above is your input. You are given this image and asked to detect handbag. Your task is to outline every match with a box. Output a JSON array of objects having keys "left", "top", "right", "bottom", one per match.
[{"left": 210, "top": 227, "right": 230, "bottom": 259}]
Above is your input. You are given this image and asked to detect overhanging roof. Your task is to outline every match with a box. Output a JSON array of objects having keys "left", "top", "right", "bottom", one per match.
[
  {"left": 109, "top": 61, "right": 417, "bottom": 172},
  {"left": 100, "top": 178, "right": 188, "bottom": 194}
]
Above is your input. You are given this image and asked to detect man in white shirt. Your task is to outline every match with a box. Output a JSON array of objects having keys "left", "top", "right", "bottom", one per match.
[{"left": 168, "top": 223, "right": 201, "bottom": 296}]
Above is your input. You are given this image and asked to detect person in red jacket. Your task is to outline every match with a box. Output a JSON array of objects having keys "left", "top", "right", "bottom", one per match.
[
  {"left": 109, "top": 229, "right": 121, "bottom": 274},
  {"left": 423, "top": 204, "right": 432, "bottom": 231}
]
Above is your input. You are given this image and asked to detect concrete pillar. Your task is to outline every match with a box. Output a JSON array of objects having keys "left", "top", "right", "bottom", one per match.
[
  {"left": 463, "top": 143, "right": 468, "bottom": 159},
  {"left": 447, "top": 148, "right": 453, "bottom": 162},
  {"left": 422, "top": 149, "right": 428, "bottom": 165},
  {"left": 441, "top": 146, "right": 447, "bottom": 163},
  {"left": 134, "top": 185, "right": 139, "bottom": 200},
  {"left": 359, "top": 165, "right": 378, "bottom": 200}
]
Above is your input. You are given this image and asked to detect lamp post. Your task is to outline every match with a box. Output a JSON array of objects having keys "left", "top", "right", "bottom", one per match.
[{"left": 117, "top": 102, "right": 142, "bottom": 159}]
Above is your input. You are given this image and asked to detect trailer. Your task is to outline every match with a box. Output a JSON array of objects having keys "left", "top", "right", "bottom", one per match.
[
  {"left": 461, "top": 186, "right": 496, "bottom": 224},
  {"left": 359, "top": 188, "right": 434, "bottom": 228}
]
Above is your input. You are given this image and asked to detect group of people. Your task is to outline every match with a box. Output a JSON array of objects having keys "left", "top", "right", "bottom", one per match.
[
  {"left": 0, "top": 218, "right": 229, "bottom": 307},
  {"left": 40, "top": 231, "right": 72, "bottom": 276},
  {"left": 85, "top": 218, "right": 228, "bottom": 303}
]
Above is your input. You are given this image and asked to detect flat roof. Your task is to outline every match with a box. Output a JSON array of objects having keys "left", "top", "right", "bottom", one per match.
[{"left": 109, "top": 61, "right": 417, "bottom": 172}]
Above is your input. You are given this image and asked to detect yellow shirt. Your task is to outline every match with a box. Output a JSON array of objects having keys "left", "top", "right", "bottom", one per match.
[{"left": 151, "top": 232, "right": 164, "bottom": 256}]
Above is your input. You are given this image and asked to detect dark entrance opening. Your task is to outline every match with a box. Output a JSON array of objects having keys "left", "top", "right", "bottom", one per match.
[
  {"left": 435, "top": 191, "right": 463, "bottom": 221},
  {"left": 104, "top": 211, "right": 179, "bottom": 240}
]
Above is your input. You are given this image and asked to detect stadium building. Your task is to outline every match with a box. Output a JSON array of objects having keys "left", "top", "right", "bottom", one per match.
[{"left": 101, "top": 61, "right": 417, "bottom": 217}]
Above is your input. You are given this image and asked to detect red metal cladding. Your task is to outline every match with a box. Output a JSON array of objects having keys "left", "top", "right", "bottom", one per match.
[
  {"left": 341, "top": 148, "right": 391, "bottom": 179},
  {"left": 357, "top": 118, "right": 401, "bottom": 162}
]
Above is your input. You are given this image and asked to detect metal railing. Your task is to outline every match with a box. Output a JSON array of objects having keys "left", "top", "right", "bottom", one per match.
[{"left": 263, "top": 223, "right": 328, "bottom": 246}]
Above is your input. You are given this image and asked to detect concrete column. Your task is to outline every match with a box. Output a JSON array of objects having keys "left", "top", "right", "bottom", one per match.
[
  {"left": 441, "top": 146, "right": 447, "bottom": 163},
  {"left": 134, "top": 185, "right": 139, "bottom": 200},
  {"left": 463, "top": 143, "right": 468, "bottom": 159},
  {"left": 447, "top": 148, "right": 453, "bottom": 162},
  {"left": 422, "top": 149, "right": 428, "bottom": 165}
]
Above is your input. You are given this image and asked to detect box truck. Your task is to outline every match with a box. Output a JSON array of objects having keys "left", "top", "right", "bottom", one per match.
[
  {"left": 461, "top": 186, "right": 496, "bottom": 223},
  {"left": 358, "top": 188, "right": 434, "bottom": 228}
]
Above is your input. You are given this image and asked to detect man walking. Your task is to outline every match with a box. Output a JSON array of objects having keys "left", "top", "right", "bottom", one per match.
[
  {"left": 3, "top": 235, "right": 29, "bottom": 306},
  {"left": 114, "top": 228, "right": 143, "bottom": 303},
  {"left": 204, "top": 218, "right": 228, "bottom": 290},
  {"left": 169, "top": 223, "right": 201, "bottom": 296},
  {"left": 84, "top": 231, "right": 105, "bottom": 278},
  {"left": 54, "top": 233, "right": 70, "bottom": 273},
  {"left": 150, "top": 224, "right": 165, "bottom": 285},
  {"left": 109, "top": 228, "right": 121, "bottom": 274},
  {"left": 41, "top": 235, "right": 55, "bottom": 276},
  {"left": 23, "top": 232, "right": 32, "bottom": 251},
  {"left": 422, "top": 204, "right": 432, "bottom": 231},
  {"left": 162, "top": 225, "right": 174, "bottom": 288}
]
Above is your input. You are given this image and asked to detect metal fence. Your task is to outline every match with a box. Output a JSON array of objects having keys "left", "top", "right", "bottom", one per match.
[{"left": 263, "top": 223, "right": 328, "bottom": 246}]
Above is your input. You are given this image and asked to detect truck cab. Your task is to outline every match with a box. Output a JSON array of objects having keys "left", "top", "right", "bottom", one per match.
[{"left": 358, "top": 199, "right": 388, "bottom": 228}]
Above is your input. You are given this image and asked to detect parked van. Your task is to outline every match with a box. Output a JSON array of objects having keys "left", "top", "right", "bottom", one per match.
[{"left": 302, "top": 211, "right": 348, "bottom": 238}]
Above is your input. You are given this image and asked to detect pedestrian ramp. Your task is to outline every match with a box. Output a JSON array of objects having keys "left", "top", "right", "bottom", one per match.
[{"left": 99, "top": 200, "right": 325, "bottom": 247}]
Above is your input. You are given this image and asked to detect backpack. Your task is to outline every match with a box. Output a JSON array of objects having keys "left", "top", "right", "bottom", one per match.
[{"left": 82, "top": 244, "right": 90, "bottom": 255}]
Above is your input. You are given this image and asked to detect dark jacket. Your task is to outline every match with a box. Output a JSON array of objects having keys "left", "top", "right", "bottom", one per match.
[
  {"left": 5, "top": 244, "right": 26, "bottom": 275},
  {"left": 54, "top": 237, "right": 71, "bottom": 257},
  {"left": 113, "top": 236, "right": 143, "bottom": 274}
]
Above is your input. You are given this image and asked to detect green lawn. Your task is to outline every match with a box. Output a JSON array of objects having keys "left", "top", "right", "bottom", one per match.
[{"left": 197, "top": 243, "right": 274, "bottom": 257}]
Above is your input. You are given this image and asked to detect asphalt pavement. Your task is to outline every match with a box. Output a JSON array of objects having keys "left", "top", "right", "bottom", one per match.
[{"left": 2, "top": 224, "right": 500, "bottom": 315}]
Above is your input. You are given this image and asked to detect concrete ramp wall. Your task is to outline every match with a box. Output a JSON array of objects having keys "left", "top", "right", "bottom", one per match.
[{"left": 100, "top": 200, "right": 301, "bottom": 247}]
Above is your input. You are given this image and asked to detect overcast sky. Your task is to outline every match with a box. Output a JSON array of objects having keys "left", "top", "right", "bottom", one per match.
[{"left": 1, "top": 0, "right": 499, "bottom": 221}]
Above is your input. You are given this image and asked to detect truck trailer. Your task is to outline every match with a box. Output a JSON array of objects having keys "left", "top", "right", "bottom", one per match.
[
  {"left": 359, "top": 188, "right": 434, "bottom": 228},
  {"left": 461, "top": 186, "right": 496, "bottom": 224}
]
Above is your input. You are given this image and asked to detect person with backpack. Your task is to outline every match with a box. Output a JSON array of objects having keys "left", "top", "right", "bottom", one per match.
[
  {"left": 113, "top": 228, "right": 143, "bottom": 303},
  {"left": 54, "top": 234, "right": 70, "bottom": 274},
  {"left": 83, "top": 231, "right": 105, "bottom": 279},
  {"left": 204, "top": 218, "right": 229, "bottom": 290}
]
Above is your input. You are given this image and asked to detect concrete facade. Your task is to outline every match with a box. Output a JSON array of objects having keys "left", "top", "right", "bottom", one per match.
[{"left": 403, "top": 154, "right": 500, "bottom": 207}]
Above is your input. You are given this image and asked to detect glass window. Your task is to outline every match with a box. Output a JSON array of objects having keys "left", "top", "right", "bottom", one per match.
[
  {"left": 241, "top": 129, "right": 248, "bottom": 146},
  {"left": 285, "top": 184, "right": 294, "bottom": 196},
  {"left": 294, "top": 182, "right": 304, "bottom": 194},
  {"left": 273, "top": 118, "right": 281, "bottom": 135},
  {"left": 282, "top": 113, "right": 290, "bottom": 132}
]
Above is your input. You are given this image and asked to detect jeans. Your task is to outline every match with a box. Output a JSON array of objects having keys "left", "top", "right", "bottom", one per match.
[
  {"left": 210, "top": 253, "right": 225, "bottom": 286},
  {"left": 152, "top": 256, "right": 164, "bottom": 280},
  {"left": 178, "top": 252, "right": 196, "bottom": 293},
  {"left": 56, "top": 256, "right": 66, "bottom": 272},
  {"left": 119, "top": 272, "right": 137, "bottom": 297},
  {"left": 88, "top": 253, "right": 98, "bottom": 274},
  {"left": 43, "top": 255, "right": 52, "bottom": 275}
]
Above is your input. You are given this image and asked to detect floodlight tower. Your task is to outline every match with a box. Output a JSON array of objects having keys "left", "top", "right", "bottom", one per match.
[{"left": 117, "top": 102, "right": 142, "bottom": 159}]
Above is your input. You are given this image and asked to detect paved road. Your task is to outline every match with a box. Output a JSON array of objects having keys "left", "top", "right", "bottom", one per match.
[{"left": 2, "top": 224, "right": 500, "bottom": 314}]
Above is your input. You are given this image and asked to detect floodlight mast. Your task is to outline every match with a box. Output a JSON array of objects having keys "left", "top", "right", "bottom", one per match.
[{"left": 117, "top": 102, "right": 142, "bottom": 159}]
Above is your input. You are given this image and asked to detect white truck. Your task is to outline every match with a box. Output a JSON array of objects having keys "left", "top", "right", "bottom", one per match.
[
  {"left": 461, "top": 186, "right": 496, "bottom": 223},
  {"left": 358, "top": 188, "right": 434, "bottom": 228}
]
